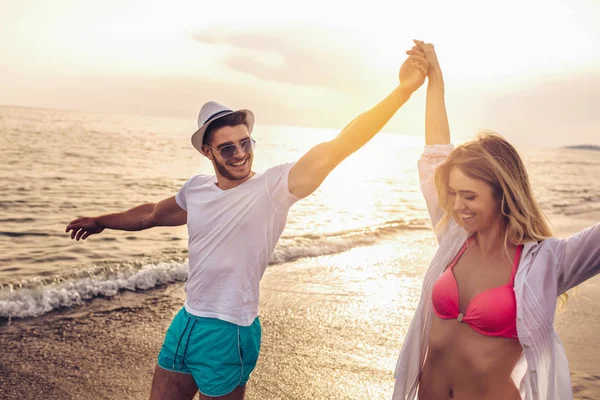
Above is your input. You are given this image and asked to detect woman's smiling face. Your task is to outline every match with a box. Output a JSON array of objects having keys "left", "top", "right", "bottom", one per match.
[{"left": 448, "top": 166, "right": 503, "bottom": 233}]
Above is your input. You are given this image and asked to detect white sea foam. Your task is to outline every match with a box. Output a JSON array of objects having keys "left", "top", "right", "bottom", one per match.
[{"left": 0, "top": 262, "right": 189, "bottom": 319}]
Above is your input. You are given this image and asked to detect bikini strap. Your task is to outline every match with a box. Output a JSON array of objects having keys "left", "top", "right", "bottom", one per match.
[
  {"left": 509, "top": 244, "right": 524, "bottom": 286},
  {"left": 448, "top": 235, "right": 477, "bottom": 270}
]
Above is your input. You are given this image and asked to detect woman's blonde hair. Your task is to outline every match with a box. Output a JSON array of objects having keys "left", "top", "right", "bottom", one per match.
[
  {"left": 434, "top": 131, "right": 553, "bottom": 244},
  {"left": 434, "top": 131, "right": 570, "bottom": 307}
]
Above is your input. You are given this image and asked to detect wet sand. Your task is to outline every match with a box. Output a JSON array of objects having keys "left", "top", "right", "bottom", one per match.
[
  {"left": 555, "top": 275, "right": 600, "bottom": 400},
  {"left": 1, "top": 229, "right": 599, "bottom": 399}
]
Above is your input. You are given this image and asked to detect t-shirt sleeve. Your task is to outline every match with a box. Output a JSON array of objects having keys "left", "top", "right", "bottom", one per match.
[
  {"left": 264, "top": 162, "right": 301, "bottom": 212},
  {"left": 175, "top": 177, "right": 195, "bottom": 211}
]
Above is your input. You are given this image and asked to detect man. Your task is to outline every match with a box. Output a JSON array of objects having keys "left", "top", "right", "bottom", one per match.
[{"left": 66, "top": 49, "right": 428, "bottom": 400}]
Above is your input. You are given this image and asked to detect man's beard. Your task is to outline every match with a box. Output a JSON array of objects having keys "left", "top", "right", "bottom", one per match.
[{"left": 213, "top": 155, "right": 252, "bottom": 181}]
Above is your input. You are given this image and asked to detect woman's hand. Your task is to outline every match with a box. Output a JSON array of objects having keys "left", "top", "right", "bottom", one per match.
[{"left": 408, "top": 40, "right": 443, "bottom": 81}]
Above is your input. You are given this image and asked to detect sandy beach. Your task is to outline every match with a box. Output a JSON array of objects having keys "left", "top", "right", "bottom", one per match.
[
  {"left": 1, "top": 227, "right": 600, "bottom": 400},
  {"left": 2, "top": 3, "right": 600, "bottom": 398}
]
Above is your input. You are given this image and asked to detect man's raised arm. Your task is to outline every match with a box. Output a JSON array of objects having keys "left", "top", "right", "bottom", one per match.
[{"left": 288, "top": 47, "right": 428, "bottom": 199}]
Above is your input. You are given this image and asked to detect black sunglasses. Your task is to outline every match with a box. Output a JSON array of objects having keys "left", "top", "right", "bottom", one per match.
[{"left": 206, "top": 138, "right": 256, "bottom": 160}]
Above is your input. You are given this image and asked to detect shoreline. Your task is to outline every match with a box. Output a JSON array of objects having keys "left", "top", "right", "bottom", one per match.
[
  {"left": 1, "top": 230, "right": 600, "bottom": 399},
  {"left": 2, "top": 232, "right": 432, "bottom": 400}
]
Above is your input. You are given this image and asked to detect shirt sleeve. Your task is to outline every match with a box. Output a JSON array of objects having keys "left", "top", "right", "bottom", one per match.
[
  {"left": 264, "top": 162, "right": 301, "bottom": 212},
  {"left": 554, "top": 223, "right": 600, "bottom": 294},
  {"left": 175, "top": 177, "right": 195, "bottom": 211},
  {"left": 417, "top": 144, "right": 454, "bottom": 241}
]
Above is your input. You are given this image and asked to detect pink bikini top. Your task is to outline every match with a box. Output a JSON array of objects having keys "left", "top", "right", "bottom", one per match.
[{"left": 431, "top": 236, "right": 524, "bottom": 339}]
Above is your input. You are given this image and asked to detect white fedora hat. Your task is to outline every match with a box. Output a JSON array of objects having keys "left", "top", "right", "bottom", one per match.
[{"left": 191, "top": 101, "right": 255, "bottom": 155}]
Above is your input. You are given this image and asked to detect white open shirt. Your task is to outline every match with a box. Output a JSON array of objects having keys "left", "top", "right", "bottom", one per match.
[{"left": 392, "top": 144, "right": 600, "bottom": 400}]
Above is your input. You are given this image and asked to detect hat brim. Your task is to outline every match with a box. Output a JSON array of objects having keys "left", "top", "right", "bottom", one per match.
[{"left": 191, "top": 109, "right": 255, "bottom": 156}]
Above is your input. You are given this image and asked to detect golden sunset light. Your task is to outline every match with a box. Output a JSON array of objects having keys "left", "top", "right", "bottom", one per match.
[
  {"left": 1, "top": 1, "right": 600, "bottom": 399},
  {"left": 1, "top": 0, "right": 599, "bottom": 146}
]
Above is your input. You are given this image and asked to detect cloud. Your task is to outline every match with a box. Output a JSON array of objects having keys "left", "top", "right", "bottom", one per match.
[
  {"left": 191, "top": 26, "right": 381, "bottom": 92},
  {"left": 448, "top": 72, "right": 600, "bottom": 147}
]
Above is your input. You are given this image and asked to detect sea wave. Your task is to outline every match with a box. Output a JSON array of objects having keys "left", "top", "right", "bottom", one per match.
[
  {"left": 0, "top": 218, "right": 430, "bottom": 319},
  {"left": 550, "top": 195, "right": 600, "bottom": 216},
  {"left": 272, "top": 218, "right": 429, "bottom": 264}
]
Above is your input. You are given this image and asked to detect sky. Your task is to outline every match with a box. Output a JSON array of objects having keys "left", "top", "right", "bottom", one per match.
[{"left": 0, "top": 0, "right": 599, "bottom": 147}]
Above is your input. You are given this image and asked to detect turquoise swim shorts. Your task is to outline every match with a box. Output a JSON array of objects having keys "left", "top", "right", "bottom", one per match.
[{"left": 157, "top": 307, "right": 262, "bottom": 397}]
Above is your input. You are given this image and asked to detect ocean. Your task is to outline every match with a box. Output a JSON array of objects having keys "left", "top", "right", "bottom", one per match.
[{"left": 1, "top": 104, "right": 599, "bottom": 320}]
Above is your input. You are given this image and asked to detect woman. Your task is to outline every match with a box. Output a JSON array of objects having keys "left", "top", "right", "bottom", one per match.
[{"left": 392, "top": 41, "right": 600, "bottom": 400}]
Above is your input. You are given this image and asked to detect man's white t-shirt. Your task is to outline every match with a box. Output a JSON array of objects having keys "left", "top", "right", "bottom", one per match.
[{"left": 175, "top": 162, "right": 299, "bottom": 326}]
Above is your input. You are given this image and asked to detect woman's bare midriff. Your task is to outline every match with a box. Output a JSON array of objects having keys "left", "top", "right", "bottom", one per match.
[{"left": 418, "top": 315, "right": 523, "bottom": 400}]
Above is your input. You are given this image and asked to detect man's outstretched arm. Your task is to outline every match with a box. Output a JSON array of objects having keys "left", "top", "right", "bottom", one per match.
[
  {"left": 288, "top": 49, "right": 428, "bottom": 199},
  {"left": 65, "top": 196, "right": 186, "bottom": 241}
]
